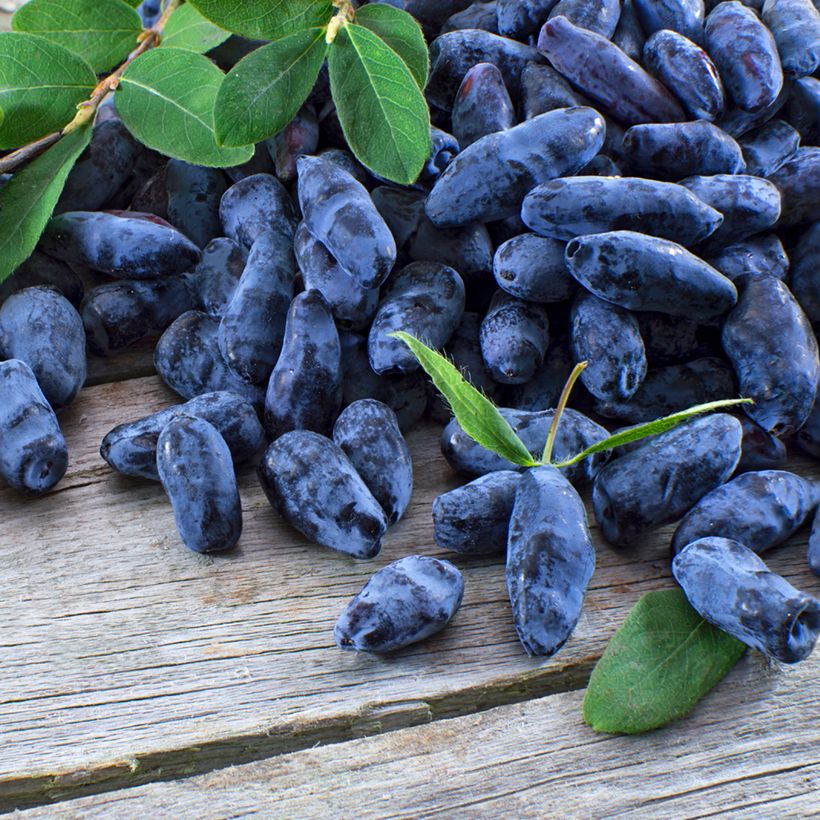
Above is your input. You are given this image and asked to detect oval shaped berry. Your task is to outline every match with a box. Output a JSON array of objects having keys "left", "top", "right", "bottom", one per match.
[
  {"left": 0, "top": 359, "right": 67, "bottom": 494},
  {"left": 293, "top": 222, "right": 378, "bottom": 331},
  {"left": 0, "top": 251, "right": 83, "bottom": 309},
  {"left": 154, "top": 311, "right": 265, "bottom": 409},
  {"left": 368, "top": 262, "right": 465, "bottom": 375},
  {"left": 761, "top": 0, "right": 820, "bottom": 78},
  {"left": 789, "top": 223, "right": 820, "bottom": 325},
  {"left": 187, "top": 238, "right": 247, "bottom": 317},
  {"left": 258, "top": 431, "right": 387, "bottom": 559},
  {"left": 704, "top": 233, "right": 789, "bottom": 282},
  {"left": 297, "top": 155, "right": 396, "bottom": 290},
  {"left": 433, "top": 470, "right": 522, "bottom": 555},
  {"left": 570, "top": 291, "right": 647, "bottom": 403},
  {"left": 264, "top": 290, "right": 342, "bottom": 440},
  {"left": 522, "top": 176, "right": 723, "bottom": 246},
  {"left": 100, "top": 391, "right": 264, "bottom": 481},
  {"left": 452, "top": 63, "right": 514, "bottom": 149},
  {"left": 425, "top": 106, "right": 606, "bottom": 227},
  {"left": 480, "top": 291, "right": 550, "bottom": 385},
  {"left": 493, "top": 233, "right": 577, "bottom": 303},
  {"left": 622, "top": 121, "right": 745, "bottom": 179},
  {"left": 42, "top": 211, "right": 201, "bottom": 279},
  {"left": 507, "top": 465, "right": 595, "bottom": 657},
  {"left": 643, "top": 29, "right": 724, "bottom": 120},
  {"left": 673, "top": 537, "right": 820, "bottom": 663},
  {"left": 633, "top": 0, "right": 705, "bottom": 42},
  {"left": 768, "top": 147, "right": 820, "bottom": 227},
  {"left": 219, "top": 173, "right": 297, "bottom": 249},
  {"left": 157, "top": 415, "right": 242, "bottom": 554},
  {"left": 536, "top": 16, "right": 686, "bottom": 124},
  {"left": 704, "top": 1, "right": 783, "bottom": 112},
  {"left": 334, "top": 556, "right": 464, "bottom": 652},
  {"left": 672, "top": 470, "right": 817, "bottom": 555},
  {"left": 218, "top": 229, "right": 295, "bottom": 385},
  {"left": 734, "top": 416, "right": 787, "bottom": 475},
  {"left": 565, "top": 231, "right": 737, "bottom": 321},
  {"left": 739, "top": 120, "right": 800, "bottom": 177},
  {"left": 722, "top": 276, "right": 819, "bottom": 436},
  {"left": 592, "top": 414, "right": 742, "bottom": 546},
  {"left": 0, "top": 286, "right": 86, "bottom": 411},
  {"left": 548, "top": 0, "right": 622, "bottom": 37},
  {"left": 333, "top": 400, "right": 413, "bottom": 526}
]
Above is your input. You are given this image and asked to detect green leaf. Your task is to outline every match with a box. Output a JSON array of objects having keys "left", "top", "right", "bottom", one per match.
[
  {"left": 328, "top": 23, "right": 431, "bottom": 185},
  {"left": 392, "top": 332, "right": 537, "bottom": 468},
  {"left": 215, "top": 28, "right": 326, "bottom": 148},
  {"left": 0, "top": 33, "right": 96, "bottom": 150},
  {"left": 121, "top": 0, "right": 142, "bottom": 7},
  {"left": 0, "top": 125, "right": 92, "bottom": 285},
  {"left": 116, "top": 47, "right": 254, "bottom": 167},
  {"left": 553, "top": 398, "right": 754, "bottom": 468},
  {"left": 160, "top": 3, "right": 231, "bottom": 53},
  {"left": 12, "top": 0, "right": 143, "bottom": 73},
  {"left": 354, "top": 3, "right": 429, "bottom": 89},
  {"left": 186, "top": 0, "right": 333, "bottom": 40},
  {"left": 583, "top": 589, "right": 746, "bottom": 735}
]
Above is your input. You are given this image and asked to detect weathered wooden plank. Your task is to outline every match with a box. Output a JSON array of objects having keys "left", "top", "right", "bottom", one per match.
[
  {"left": 1, "top": 375, "right": 818, "bottom": 809},
  {"left": 85, "top": 340, "right": 156, "bottom": 387},
  {"left": 18, "top": 652, "right": 820, "bottom": 819}
]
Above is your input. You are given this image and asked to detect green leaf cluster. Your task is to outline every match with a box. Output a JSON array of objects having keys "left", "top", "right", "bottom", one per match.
[{"left": 204, "top": 0, "right": 431, "bottom": 184}]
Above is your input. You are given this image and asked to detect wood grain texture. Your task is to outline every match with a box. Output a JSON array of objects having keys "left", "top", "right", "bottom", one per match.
[
  {"left": 1, "top": 375, "right": 818, "bottom": 809},
  {"left": 18, "top": 652, "right": 820, "bottom": 819}
]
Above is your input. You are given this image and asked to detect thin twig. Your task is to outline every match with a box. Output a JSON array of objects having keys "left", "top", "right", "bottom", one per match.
[
  {"left": 541, "top": 361, "right": 588, "bottom": 466},
  {"left": 0, "top": 0, "right": 181, "bottom": 174}
]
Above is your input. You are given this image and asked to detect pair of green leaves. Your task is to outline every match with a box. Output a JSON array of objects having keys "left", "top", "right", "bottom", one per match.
[
  {"left": 394, "top": 333, "right": 752, "bottom": 734},
  {"left": 198, "top": 1, "right": 432, "bottom": 184},
  {"left": 394, "top": 332, "right": 752, "bottom": 471}
]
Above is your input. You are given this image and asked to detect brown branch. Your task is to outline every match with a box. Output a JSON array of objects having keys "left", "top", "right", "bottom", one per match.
[{"left": 0, "top": 0, "right": 181, "bottom": 175}]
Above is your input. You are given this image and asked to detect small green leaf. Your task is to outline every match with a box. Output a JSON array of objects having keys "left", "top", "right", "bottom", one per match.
[
  {"left": 392, "top": 332, "right": 537, "bottom": 468},
  {"left": 121, "top": 0, "right": 142, "bottom": 7},
  {"left": 583, "top": 589, "right": 746, "bottom": 735},
  {"left": 354, "top": 3, "right": 429, "bottom": 89},
  {"left": 12, "top": 0, "right": 143, "bottom": 73},
  {"left": 328, "top": 23, "right": 431, "bottom": 185},
  {"left": 0, "top": 32, "right": 96, "bottom": 150},
  {"left": 553, "top": 398, "right": 754, "bottom": 468},
  {"left": 186, "top": 0, "right": 333, "bottom": 40},
  {"left": 116, "top": 47, "right": 254, "bottom": 167},
  {"left": 215, "top": 28, "right": 327, "bottom": 148},
  {"left": 0, "top": 125, "right": 92, "bottom": 285},
  {"left": 160, "top": 3, "right": 231, "bottom": 53}
]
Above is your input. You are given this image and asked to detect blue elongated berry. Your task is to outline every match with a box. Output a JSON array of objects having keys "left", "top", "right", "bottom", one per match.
[
  {"left": 673, "top": 537, "right": 820, "bottom": 663},
  {"left": 188, "top": 238, "right": 247, "bottom": 318},
  {"left": 480, "top": 291, "right": 550, "bottom": 385},
  {"left": 722, "top": 275, "right": 819, "bottom": 436},
  {"left": 218, "top": 229, "right": 295, "bottom": 385},
  {"left": 425, "top": 107, "right": 605, "bottom": 227},
  {"left": 507, "top": 465, "right": 595, "bottom": 656},
  {"left": 297, "top": 155, "right": 396, "bottom": 289},
  {"left": 0, "top": 286, "right": 86, "bottom": 411},
  {"left": 42, "top": 211, "right": 201, "bottom": 279},
  {"left": 101, "top": 391, "right": 264, "bottom": 481},
  {"left": 219, "top": 174, "right": 297, "bottom": 249},
  {"left": 335, "top": 556, "right": 464, "bottom": 652},
  {"left": 522, "top": 176, "right": 723, "bottom": 246},
  {"left": 0, "top": 359, "right": 67, "bottom": 495},
  {"left": 433, "top": 470, "right": 522, "bottom": 554},
  {"left": 768, "top": 147, "right": 820, "bottom": 227},
  {"left": 739, "top": 120, "right": 800, "bottom": 177},
  {"left": 761, "top": 0, "right": 820, "bottom": 79},
  {"left": 570, "top": 291, "right": 647, "bottom": 403},
  {"left": 672, "top": 470, "right": 817, "bottom": 554},
  {"left": 493, "top": 233, "right": 577, "bottom": 303},
  {"left": 789, "top": 223, "right": 820, "bottom": 325},
  {"left": 157, "top": 415, "right": 242, "bottom": 554},
  {"left": 264, "top": 290, "right": 342, "bottom": 439},
  {"left": 368, "top": 262, "right": 465, "bottom": 375},
  {"left": 452, "top": 63, "right": 515, "bottom": 149},
  {"left": 704, "top": 233, "right": 789, "bottom": 282},
  {"left": 564, "top": 231, "right": 737, "bottom": 321},
  {"left": 258, "top": 431, "right": 387, "bottom": 559},
  {"left": 333, "top": 400, "right": 413, "bottom": 526},
  {"left": 592, "top": 414, "right": 742, "bottom": 546},
  {"left": 166, "top": 160, "right": 227, "bottom": 249}
]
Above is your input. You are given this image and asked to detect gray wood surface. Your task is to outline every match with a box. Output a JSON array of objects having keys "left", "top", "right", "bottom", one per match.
[
  {"left": 18, "top": 651, "right": 820, "bottom": 819},
  {"left": 1, "top": 374, "right": 818, "bottom": 811}
]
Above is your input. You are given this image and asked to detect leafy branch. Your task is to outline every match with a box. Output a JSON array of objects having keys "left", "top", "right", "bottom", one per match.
[{"left": 393, "top": 333, "right": 753, "bottom": 468}]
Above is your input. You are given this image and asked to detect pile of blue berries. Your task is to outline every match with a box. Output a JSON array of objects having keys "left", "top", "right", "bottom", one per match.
[{"left": 1, "top": 0, "right": 819, "bottom": 663}]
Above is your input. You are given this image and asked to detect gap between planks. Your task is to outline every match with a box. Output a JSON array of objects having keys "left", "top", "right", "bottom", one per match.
[
  {"left": 16, "top": 650, "right": 820, "bottom": 819},
  {"left": 0, "top": 375, "right": 818, "bottom": 811}
]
